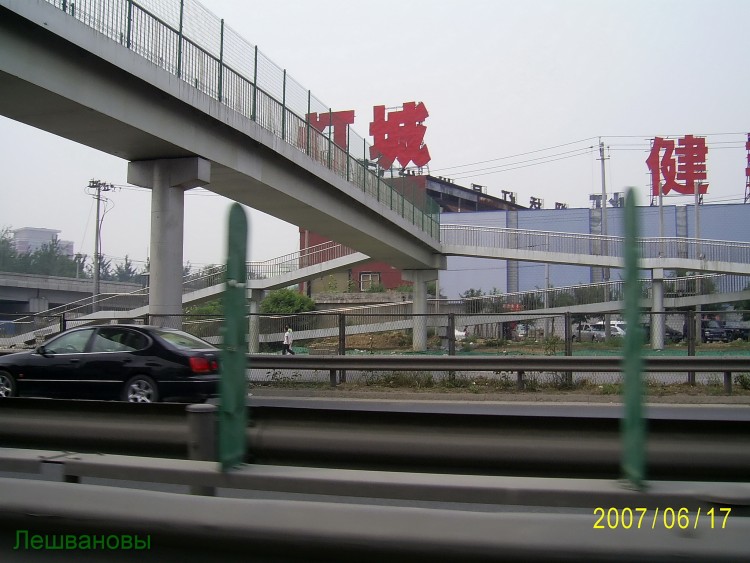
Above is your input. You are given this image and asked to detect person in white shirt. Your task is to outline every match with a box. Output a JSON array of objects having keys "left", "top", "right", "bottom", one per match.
[{"left": 282, "top": 326, "right": 295, "bottom": 355}]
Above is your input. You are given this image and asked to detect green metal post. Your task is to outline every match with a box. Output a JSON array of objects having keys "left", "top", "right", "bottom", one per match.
[
  {"left": 218, "top": 19, "right": 225, "bottom": 102},
  {"left": 281, "top": 70, "right": 287, "bottom": 141},
  {"left": 62, "top": 0, "right": 67, "bottom": 13},
  {"left": 621, "top": 188, "right": 646, "bottom": 490},
  {"left": 252, "top": 46, "right": 258, "bottom": 121},
  {"left": 176, "top": 0, "right": 184, "bottom": 78},
  {"left": 219, "top": 203, "right": 249, "bottom": 471}
]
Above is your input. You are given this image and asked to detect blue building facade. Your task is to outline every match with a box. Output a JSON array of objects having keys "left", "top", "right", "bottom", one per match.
[{"left": 439, "top": 203, "right": 750, "bottom": 299}]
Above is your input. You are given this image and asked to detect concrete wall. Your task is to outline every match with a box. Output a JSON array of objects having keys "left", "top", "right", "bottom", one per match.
[{"left": 0, "top": 272, "right": 143, "bottom": 313}]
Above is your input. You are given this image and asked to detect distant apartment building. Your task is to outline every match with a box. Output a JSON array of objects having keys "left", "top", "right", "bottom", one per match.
[{"left": 12, "top": 227, "right": 74, "bottom": 256}]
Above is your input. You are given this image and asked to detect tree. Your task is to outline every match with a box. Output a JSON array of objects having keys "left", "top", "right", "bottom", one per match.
[
  {"left": 185, "top": 299, "right": 223, "bottom": 316},
  {"left": 87, "top": 254, "right": 114, "bottom": 281},
  {"left": 260, "top": 289, "right": 315, "bottom": 314},
  {"left": 114, "top": 255, "right": 141, "bottom": 283},
  {"left": 460, "top": 288, "right": 484, "bottom": 314},
  {"left": 0, "top": 231, "right": 82, "bottom": 278},
  {"left": 548, "top": 291, "right": 575, "bottom": 309},
  {"left": 0, "top": 227, "right": 17, "bottom": 272}
]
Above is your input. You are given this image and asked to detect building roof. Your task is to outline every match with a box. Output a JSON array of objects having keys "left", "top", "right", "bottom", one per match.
[{"left": 382, "top": 174, "right": 526, "bottom": 213}]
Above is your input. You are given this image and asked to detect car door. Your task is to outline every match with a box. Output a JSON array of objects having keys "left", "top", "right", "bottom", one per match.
[
  {"left": 76, "top": 327, "right": 149, "bottom": 399},
  {"left": 19, "top": 328, "right": 95, "bottom": 397}
]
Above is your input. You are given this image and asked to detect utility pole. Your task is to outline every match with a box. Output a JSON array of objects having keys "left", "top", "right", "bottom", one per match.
[
  {"left": 87, "top": 179, "right": 116, "bottom": 312},
  {"left": 598, "top": 140, "right": 610, "bottom": 339},
  {"left": 695, "top": 180, "right": 703, "bottom": 342}
]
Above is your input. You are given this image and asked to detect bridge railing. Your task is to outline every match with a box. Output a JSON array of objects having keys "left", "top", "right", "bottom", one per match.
[
  {"left": 3, "top": 270, "right": 745, "bottom": 348},
  {"left": 41, "top": 0, "right": 440, "bottom": 239},
  {"left": 451, "top": 273, "right": 749, "bottom": 313},
  {"left": 180, "top": 240, "right": 360, "bottom": 295},
  {"left": 441, "top": 224, "right": 750, "bottom": 264}
]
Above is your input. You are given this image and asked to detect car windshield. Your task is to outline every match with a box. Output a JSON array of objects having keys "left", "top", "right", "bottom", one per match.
[{"left": 151, "top": 328, "right": 216, "bottom": 350}]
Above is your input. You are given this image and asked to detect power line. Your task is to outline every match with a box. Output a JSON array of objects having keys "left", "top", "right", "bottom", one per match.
[
  {"left": 432, "top": 137, "right": 598, "bottom": 172},
  {"left": 451, "top": 148, "right": 595, "bottom": 180},
  {"left": 433, "top": 133, "right": 749, "bottom": 178}
]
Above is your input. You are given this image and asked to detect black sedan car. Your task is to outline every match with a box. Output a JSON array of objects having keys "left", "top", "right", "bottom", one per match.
[{"left": 0, "top": 325, "right": 220, "bottom": 403}]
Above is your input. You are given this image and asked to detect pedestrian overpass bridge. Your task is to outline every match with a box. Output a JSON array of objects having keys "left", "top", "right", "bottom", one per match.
[{"left": 0, "top": 0, "right": 443, "bottom": 320}]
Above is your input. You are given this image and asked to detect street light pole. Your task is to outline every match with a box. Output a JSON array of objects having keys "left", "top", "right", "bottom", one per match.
[
  {"left": 598, "top": 140, "right": 611, "bottom": 340},
  {"left": 695, "top": 181, "right": 703, "bottom": 341}
]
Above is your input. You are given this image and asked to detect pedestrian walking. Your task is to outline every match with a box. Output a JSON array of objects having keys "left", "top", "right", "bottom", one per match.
[{"left": 282, "top": 325, "right": 295, "bottom": 355}]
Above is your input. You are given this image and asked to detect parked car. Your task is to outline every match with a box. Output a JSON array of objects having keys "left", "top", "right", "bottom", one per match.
[
  {"left": 701, "top": 320, "right": 729, "bottom": 343},
  {"left": 573, "top": 322, "right": 605, "bottom": 342},
  {"left": 592, "top": 321, "right": 627, "bottom": 338},
  {"left": 0, "top": 325, "right": 220, "bottom": 403},
  {"left": 723, "top": 322, "right": 750, "bottom": 341},
  {"left": 641, "top": 323, "right": 683, "bottom": 344}
]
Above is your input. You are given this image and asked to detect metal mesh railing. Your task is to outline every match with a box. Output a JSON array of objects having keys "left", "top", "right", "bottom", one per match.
[
  {"left": 41, "top": 0, "right": 440, "bottom": 238},
  {"left": 441, "top": 224, "right": 750, "bottom": 266},
  {"left": 179, "top": 240, "right": 359, "bottom": 295}
]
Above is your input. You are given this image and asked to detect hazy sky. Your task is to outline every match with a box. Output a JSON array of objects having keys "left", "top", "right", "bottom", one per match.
[{"left": 2, "top": 0, "right": 748, "bottom": 272}]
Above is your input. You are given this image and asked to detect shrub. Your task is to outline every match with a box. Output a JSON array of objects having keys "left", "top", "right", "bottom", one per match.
[
  {"left": 260, "top": 289, "right": 315, "bottom": 314},
  {"left": 735, "top": 373, "right": 750, "bottom": 390}
]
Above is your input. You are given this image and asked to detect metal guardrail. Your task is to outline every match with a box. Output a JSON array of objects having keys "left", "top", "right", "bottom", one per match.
[
  {"left": 1, "top": 393, "right": 749, "bottom": 560},
  {"left": 248, "top": 354, "right": 750, "bottom": 373},
  {"left": 249, "top": 354, "right": 747, "bottom": 393},
  {"left": 2, "top": 394, "right": 749, "bottom": 481}
]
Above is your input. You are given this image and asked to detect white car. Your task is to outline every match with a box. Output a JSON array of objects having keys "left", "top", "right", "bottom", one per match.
[{"left": 592, "top": 321, "right": 626, "bottom": 338}]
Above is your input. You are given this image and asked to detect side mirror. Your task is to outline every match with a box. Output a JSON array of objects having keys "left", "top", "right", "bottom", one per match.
[{"left": 35, "top": 345, "right": 47, "bottom": 356}]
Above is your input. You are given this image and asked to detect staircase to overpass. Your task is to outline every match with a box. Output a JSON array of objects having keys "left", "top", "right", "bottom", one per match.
[{"left": 2, "top": 244, "right": 747, "bottom": 348}]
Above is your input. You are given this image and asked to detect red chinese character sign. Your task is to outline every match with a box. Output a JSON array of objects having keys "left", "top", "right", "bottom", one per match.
[
  {"left": 646, "top": 135, "right": 708, "bottom": 196},
  {"left": 369, "top": 102, "right": 431, "bottom": 169},
  {"left": 307, "top": 110, "right": 355, "bottom": 149}
]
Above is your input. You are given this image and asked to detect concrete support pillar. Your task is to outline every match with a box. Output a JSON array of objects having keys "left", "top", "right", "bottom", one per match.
[
  {"left": 590, "top": 207, "right": 606, "bottom": 284},
  {"left": 506, "top": 210, "right": 519, "bottom": 293},
  {"left": 404, "top": 270, "right": 438, "bottom": 352},
  {"left": 247, "top": 289, "right": 263, "bottom": 354},
  {"left": 29, "top": 296, "right": 49, "bottom": 313},
  {"left": 128, "top": 158, "right": 210, "bottom": 327},
  {"left": 651, "top": 268, "right": 665, "bottom": 350}
]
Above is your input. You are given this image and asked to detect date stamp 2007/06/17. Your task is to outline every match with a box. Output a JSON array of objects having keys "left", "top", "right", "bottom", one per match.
[{"left": 593, "top": 507, "right": 732, "bottom": 530}]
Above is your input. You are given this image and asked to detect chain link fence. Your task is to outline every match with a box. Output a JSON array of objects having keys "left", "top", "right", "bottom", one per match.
[{"left": 1, "top": 310, "right": 748, "bottom": 389}]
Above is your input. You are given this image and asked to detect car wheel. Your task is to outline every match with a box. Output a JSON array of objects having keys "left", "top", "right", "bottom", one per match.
[
  {"left": 0, "top": 371, "right": 16, "bottom": 398},
  {"left": 121, "top": 375, "right": 159, "bottom": 403}
]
